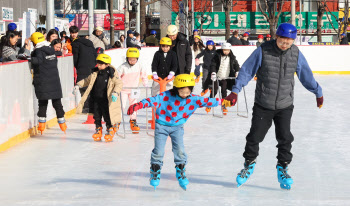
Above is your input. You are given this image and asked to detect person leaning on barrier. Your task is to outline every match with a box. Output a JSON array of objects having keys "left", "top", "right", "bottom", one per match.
[
  {"left": 339, "top": 33, "right": 348, "bottom": 45},
  {"left": 203, "top": 42, "right": 240, "bottom": 114},
  {"left": 145, "top": 30, "right": 159, "bottom": 47},
  {"left": 0, "top": 30, "right": 31, "bottom": 62},
  {"left": 224, "top": 23, "right": 323, "bottom": 189},
  {"left": 74, "top": 54, "right": 123, "bottom": 142},
  {"left": 30, "top": 32, "right": 67, "bottom": 135},
  {"left": 51, "top": 39, "right": 68, "bottom": 56},
  {"left": 227, "top": 30, "right": 242, "bottom": 46},
  {"left": 89, "top": 27, "right": 110, "bottom": 50},
  {"left": 166, "top": 25, "right": 192, "bottom": 75}
]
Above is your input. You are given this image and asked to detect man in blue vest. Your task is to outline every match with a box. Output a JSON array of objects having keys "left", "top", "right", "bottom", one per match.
[{"left": 225, "top": 23, "right": 323, "bottom": 190}]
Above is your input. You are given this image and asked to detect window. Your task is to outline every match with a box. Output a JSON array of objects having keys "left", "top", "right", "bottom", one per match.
[
  {"left": 213, "top": 1, "right": 223, "bottom": 12},
  {"left": 71, "top": 0, "right": 82, "bottom": 10},
  {"left": 95, "top": 0, "right": 107, "bottom": 10},
  {"left": 55, "top": 0, "right": 63, "bottom": 10},
  {"left": 113, "top": 0, "right": 119, "bottom": 10},
  {"left": 83, "top": 0, "right": 88, "bottom": 10}
]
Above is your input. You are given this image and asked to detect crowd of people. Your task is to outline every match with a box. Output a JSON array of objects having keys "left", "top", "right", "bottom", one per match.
[{"left": 1, "top": 22, "right": 325, "bottom": 191}]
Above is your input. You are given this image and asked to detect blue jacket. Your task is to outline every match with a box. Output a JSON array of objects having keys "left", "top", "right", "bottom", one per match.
[
  {"left": 232, "top": 47, "right": 323, "bottom": 98},
  {"left": 140, "top": 91, "right": 220, "bottom": 126}
]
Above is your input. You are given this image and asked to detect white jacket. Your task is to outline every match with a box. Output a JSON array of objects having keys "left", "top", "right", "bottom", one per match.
[{"left": 117, "top": 61, "right": 148, "bottom": 91}]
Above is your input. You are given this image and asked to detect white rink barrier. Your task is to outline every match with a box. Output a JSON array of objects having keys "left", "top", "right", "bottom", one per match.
[
  {"left": 0, "top": 55, "right": 76, "bottom": 152},
  {"left": 106, "top": 45, "right": 350, "bottom": 74}
]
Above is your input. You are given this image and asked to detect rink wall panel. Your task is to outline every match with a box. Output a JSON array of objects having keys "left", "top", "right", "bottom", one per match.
[
  {"left": 0, "top": 55, "right": 76, "bottom": 152},
  {"left": 106, "top": 45, "right": 350, "bottom": 75}
]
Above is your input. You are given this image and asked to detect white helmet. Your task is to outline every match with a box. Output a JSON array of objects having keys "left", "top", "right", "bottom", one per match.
[
  {"left": 222, "top": 42, "right": 232, "bottom": 50},
  {"left": 167, "top": 25, "right": 178, "bottom": 35}
]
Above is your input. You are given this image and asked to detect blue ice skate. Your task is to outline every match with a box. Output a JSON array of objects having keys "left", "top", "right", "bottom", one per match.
[
  {"left": 236, "top": 160, "right": 256, "bottom": 187},
  {"left": 150, "top": 164, "right": 161, "bottom": 190},
  {"left": 277, "top": 163, "right": 293, "bottom": 190},
  {"left": 175, "top": 164, "right": 189, "bottom": 191}
]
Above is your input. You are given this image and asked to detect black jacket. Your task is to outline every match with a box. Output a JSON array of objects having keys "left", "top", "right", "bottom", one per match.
[
  {"left": 91, "top": 67, "right": 115, "bottom": 99},
  {"left": 227, "top": 36, "right": 242, "bottom": 45},
  {"left": 340, "top": 37, "right": 349, "bottom": 45},
  {"left": 241, "top": 39, "right": 250, "bottom": 45},
  {"left": 189, "top": 35, "right": 195, "bottom": 46},
  {"left": 210, "top": 49, "right": 240, "bottom": 75},
  {"left": 168, "top": 32, "right": 192, "bottom": 74},
  {"left": 203, "top": 49, "right": 240, "bottom": 89},
  {"left": 195, "top": 49, "right": 217, "bottom": 70},
  {"left": 31, "top": 46, "right": 63, "bottom": 100},
  {"left": 72, "top": 38, "right": 97, "bottom": 82},
  {"left": 151, "top": 49, "right": 178, "bottom": 79}
]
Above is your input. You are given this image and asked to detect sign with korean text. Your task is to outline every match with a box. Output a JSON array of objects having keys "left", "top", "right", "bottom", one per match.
[
  {"left": 2, "top": 7, "right": 13, "bottom": 22},
  {"left": 104, "top": 14, "right": 125, "bottom": 30}
]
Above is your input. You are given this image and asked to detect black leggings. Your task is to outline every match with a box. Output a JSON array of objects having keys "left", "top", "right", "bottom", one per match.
[
  {"left": 210, "top": 79, "right": 235, "bottom": 99},
  {"left": 38, "top": 99, "right": 65, "bottom": 118}
]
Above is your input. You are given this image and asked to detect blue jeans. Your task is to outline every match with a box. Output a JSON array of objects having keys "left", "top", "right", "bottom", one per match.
[{"left": 151, "top": 123, "right": 187, "bottom": 167}]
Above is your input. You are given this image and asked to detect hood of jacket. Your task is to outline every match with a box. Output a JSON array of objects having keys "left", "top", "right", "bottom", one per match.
[
  {"left": 92, "top": 65, "right": 116, "bottom": 78},
  {"left": 74, "top": 37, "right": 95, "bottom": 48},
  {"left": 176, "top": 32, "right": 187, "bottom": 41},
  {"left": 35, "top": 41, "right": 51, "bottom": 49}
]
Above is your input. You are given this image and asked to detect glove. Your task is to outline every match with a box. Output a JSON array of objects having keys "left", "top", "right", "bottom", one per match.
[
  {"left": 152, "top": 72, "right": 159, "bottom": 80},
  {"left": 195, "top": 58, "right": 200, "bottom": 66},
  {"left": 317, "top": 96, "right": 323, "bottom": 108},
  {"left": 112, "top": 92, "right": 118, "bottom": 102},
  {"left": 127, "top": 102, "right": 143, "bottom": 115},
  {"left": 221, "top": 99, "right": 232, "bottom": 108},
  {"left": 167, "top": 71, "right": 175, "bottom": 80},
  {"left": 211, "top": 72, "right": 217, "bottom": 81},
  {"left": 72, "top": 85, "right": 80, "bottom": 95},
  {"left": 225, "top": 92, "right": 238, "bottom": 106}
]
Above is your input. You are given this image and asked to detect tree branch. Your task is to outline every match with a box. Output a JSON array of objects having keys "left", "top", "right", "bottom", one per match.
[
  {"left": 257, "top": 0, "right": 269, "bottom": 21},
  {"left": 145, "top": 0, "right": 160, "bottom": 6}
]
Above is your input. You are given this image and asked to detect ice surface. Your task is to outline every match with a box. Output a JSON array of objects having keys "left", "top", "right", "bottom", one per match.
[{"left": 0, "top": 75, "right": 349, "bottom": 205}]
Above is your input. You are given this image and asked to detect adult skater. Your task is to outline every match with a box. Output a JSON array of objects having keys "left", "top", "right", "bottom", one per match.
[{"left": 225, "top": 23, "right": 324, "bottom": 189}]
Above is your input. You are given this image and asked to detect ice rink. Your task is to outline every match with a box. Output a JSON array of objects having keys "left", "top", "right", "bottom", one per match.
[{"left": 0, "top": 75, "right": 349, "bottom": 206}]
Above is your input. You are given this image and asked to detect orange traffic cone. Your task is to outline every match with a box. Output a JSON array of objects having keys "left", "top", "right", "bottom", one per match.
[{"left": 83, "top": 115, "right": 94, "bottom": 124}]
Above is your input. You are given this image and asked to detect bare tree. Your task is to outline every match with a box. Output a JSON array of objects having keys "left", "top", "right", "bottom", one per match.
[
  {"left": 323, "top": 0, "right": 349, "bottom": 43},
  {"left": 107, "top": 0, "right": 115, "bottom": 45},
  {"left": 220, "top": 0, "right": 233, "bottom": 40},
  {"left": 316, "top": 1, "right": 327, "bottom": 42},
  {"left": 55, "top": 0, "right": 81, "bottom": 18},
  {"left": 257, "top": 0, "right": 285, "bottom": 39},
  {"left": 140, "top": 0, "right": 160, "bottom": 39}
]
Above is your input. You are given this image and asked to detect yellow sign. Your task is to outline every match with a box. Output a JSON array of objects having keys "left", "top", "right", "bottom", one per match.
[{"left": 339, "top": 8, "right": 350, "bottom": 32}]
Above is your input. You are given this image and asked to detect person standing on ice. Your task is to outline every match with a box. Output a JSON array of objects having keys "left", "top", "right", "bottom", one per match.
[
  {"left": 225, "top": 23, "right": 324, "bottom": 190},
  {"left": 117, "top": 48, "right": 148, "bottom": 133},
  {"left": 74, "top": 54, "right": 123, "bottom": 142},
  {"left": 127, "top": 74, "right": 231, "bottom": 190},
  {"left": 30, "top": 32, "right": 67, "bottom": 135}
]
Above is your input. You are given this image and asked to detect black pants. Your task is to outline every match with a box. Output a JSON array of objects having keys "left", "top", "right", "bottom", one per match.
[
  {"left": 93, "top": 97, "right": 112, "bottom": 129},
  {"left": 210, "top": 79, "right": 235, "bottom": 99},
  {"left": 38, "top": 99, "right": 65, "bottom": 118},
  {"left": 243, "top": 103, "right": 294, "bottom": 164}
]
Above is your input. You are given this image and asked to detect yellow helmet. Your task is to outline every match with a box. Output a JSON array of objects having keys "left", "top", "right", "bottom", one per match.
[
  {"left": 167, "top": 25, "right": 178, "bottom": 35},
  {"left": 31, "top": 32, "right": 45, "bottom": 45},
  {"left": 126, "top": 48, "right": 140, "bottom": 58},
  {"left": 160, "top": 37, "right": 172, "bottom": 46},
  {"left": 96, "top": 54, "right": 112, "bottom": 64},
  {"left": 194, "top": 35, "right": 201, "bottom": 40},
  {"left": 173, "top": 74, "right": 195, "bottom": 88}
]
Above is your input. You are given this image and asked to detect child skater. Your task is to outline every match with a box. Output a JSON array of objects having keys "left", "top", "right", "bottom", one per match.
[
  {"left": 191, "top": 35, "right": 205, "bottom": 82},
  {"left": 74, "top": 54, "right": 123, "bottom": 142},
  {"left": 151, "top": 37, "right": 178, "bottom": 96},
  {"left": 195, "top": 40, "right": 216, "bottom": 96},
  {"left": 127, "top": 74, "right": 232, "bottom": 190},
  {"left": 203, "top": 42, "right": 240, "bottom": 114},
  {"left": 30, "top": 32, "right": 67, "bottom": 135},
  {"left": 117, "top": 48, "right": 148, "bottom": 133}
]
